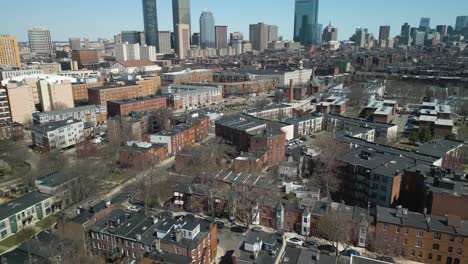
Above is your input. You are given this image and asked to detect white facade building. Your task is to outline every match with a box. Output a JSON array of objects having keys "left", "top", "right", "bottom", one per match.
[
  {"left": 139, "top": 45, "right": 157, "bottom": 61},
  {"left": 114, "top": 43, "right": 141, "bottom": 61},
  {"left": 31, "top": 119, "right": 85, "bottom": 151}
]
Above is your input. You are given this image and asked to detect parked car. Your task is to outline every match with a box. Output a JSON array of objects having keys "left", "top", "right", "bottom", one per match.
[
  {"left": 286, "top": 237, "right": 304, "bottom": 246},
  {"left": 231, "top": 226, "right": 247, "bottom": 233},
  {"left": 304, "top": 241, "right": 319, "bottom": 249},
  {"left": 341, "top": 249, "right": 361, "bottom": 257},
  {"left": 126, "top": 205, "right": 142, "bottom": 212},
  {"left": 216, "top": 221, "right": 225, "bottom": 229},
  {"left": 318, "top": 244, "right": 337, "bottom": 254},
  {"left": 251, "top": 227, "right": 262, "bottom": 232}
]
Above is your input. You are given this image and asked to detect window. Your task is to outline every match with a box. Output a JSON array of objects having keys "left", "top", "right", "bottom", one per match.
[
  {"left": 433, "top": 244, "right": 440, "bottom": 251},
  {"left": 418, "top": 251, "right": 423, "bottom": 258},
  {"left": 434, "top": 233, "right": 441, "bottom": 240},
  {"left": 404, "top": 228, "right": 409, "bottom": 235},
  {"left": 404, "top": 239, "right": 408, "bottom": 245},
  {"left": 428, "top": 253, "right": 433, "bottom": 260},
  {"left": 382, "top": 223, "right": 388, "bottom": 231},
  {"left": 416, "top": 230, "right": 424, "bottom": 237},
  {"left": 457, "top": 248, "right": 462, "bottom": 255},
  {"left": 415, "top": 241, "right": 422, "bottom": 248},
  {"left": 459, "top": 238, "right": 464, "bottom": 244},
  {"left": 396, "top": 226, "right": 400, "bottom": 233},
  {"left": 449, "top": 246, "right": 453, "bottom": 253},
  {"left": 450, "top": 236, "right": 455, "bottom": 243},
  {"left": 411, "top": 249, "right": 415, "bottom": 256},
  {"left": 436, "top": 255, "right": 441, "bottom": 261}
]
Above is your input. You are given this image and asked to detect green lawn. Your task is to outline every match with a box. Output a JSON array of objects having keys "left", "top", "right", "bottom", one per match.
[
  {"left": 0, "top": 228, "right": 35, "bottom": 248},
  {"left": 108, "top": 172, "right": 124, "bottom": 183},
  {"left": 36, "top": 215, "right": 57, "bottom": 229}
]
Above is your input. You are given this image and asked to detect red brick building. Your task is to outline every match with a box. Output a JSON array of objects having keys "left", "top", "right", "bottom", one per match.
[
  {"left": 0, "top": 122, "right": 23, "bottom": 140},
  {"left": 107, "top": 95, "right": 167, "bottom": 117},
  {"left": 89, "top": 210, "right": 217, "bottom": 264},
  {"left": 88, "top": 81, "right": 155, "bottom": 106},
  {"left": 119, "top": 142, "right": 168, "bottom": 170},
  {"left": 71, "top": 49, "right": 100, "bottom": 69},
  {"left": 150, "top": 124, "right": 196, "bottom": 155},
  {"left": 188, "top": 114, "right": 209, "bottom": 143}
]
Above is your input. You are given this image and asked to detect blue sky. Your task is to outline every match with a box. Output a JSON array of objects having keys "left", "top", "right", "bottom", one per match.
[{"left": 2, "top": 0, "right": 467, "bottom": 41}]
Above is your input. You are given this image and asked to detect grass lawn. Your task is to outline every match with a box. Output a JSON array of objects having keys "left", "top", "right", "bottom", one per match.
[
  {"left": 36, "top": 215, "right": 58, "bottom": 229},
  {"left": 0, "top": 228, "right": 36, "bottom": 248},
  {"left": 108, "top": 172, "right": 124, "bottom": 183}
]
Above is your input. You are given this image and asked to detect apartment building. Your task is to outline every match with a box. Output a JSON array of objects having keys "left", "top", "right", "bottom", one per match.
[
  {"left": 32, "top": 105, "right": 107, "bottom": 127},
  {"left": 0, "top": 123, "right": 23, "bottom": 140},
  {"left": 0, "top": 191, "right": 58, "bottom": 241},
  {"left": 71, "top": 80, "right": 105, "bottom": 102},
  {"left": 88, "top": 81, "right": 155, "bottom": 106},
  {"left": 150, "top": 124, "right": 196, "bottom": 155},
  {"left": 119, "top": 141, "right": 168, "bottom": 169},
  {"left": 0, "top": 69, "right": 43, "bottom": 81},
  {"left": 4, "top": 81, "right": 36, "bottom": 123},
  {"left": 161, "top": 69, "right": 213, "bottom": 85},
  {"left": 31, "top": 119, "right": 85, "bottom": 151},
  {"left": 89, "top": 210, "right": 217, "bottom": 263},
  {"left": 0, "top": 35, "right": 21, "bottom": 68},
  {"left": 375, "top": 206, "right": 468, "bottom": 264},
  {"left": 0, "top": 88, "right": 11, "bottom": 124},
  {"left": 284, "top": 114, "right": 324, "bottom": 138},
  {"left": 107, "top": 95, "right": 166, "bottom": 117},
  {"left": 163, "top": 84, "right": 223, "bottom": 110}
]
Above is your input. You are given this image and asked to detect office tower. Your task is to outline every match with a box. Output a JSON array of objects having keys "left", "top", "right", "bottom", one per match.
[
  {"left": 158, "top": 31, "right": 171, "bottom": 53},
  {"left": 355, "top": 28, "right": 367, "bottom": 48},
  {"left": 200, "top": 10, "right": 215, "bottom": 48},
  {"left": 142, "top": 0, "right": 159, "bottom": 48},
  {"left": 436, "top": 25, "right": 448, "bottom": 36},
  {"left": 322, "top": 23, "right": 338, "bottom": 42},
  {"left": 419, "top": 17, "right": 430, "bottom": 32},
  {"left": 140, "top": 45, "right": 157, "bottom": 61},
  {"left": 172, "top": 0, "right": 191, "bottom": 41},
  {"left": 114, "top": 34, "right": 122, "bottom": 44},
  {"left": 311, "top": 24, "right": 322, "bottom": 46},
  {"left": 28, "top": 27, "right": 52, "bottom": 54},
  {"left": 176, "top": 24, "right": 190, "bottom": 60},
  {"left": 215, "top": 26, "right": 228, "bottom": 50},
  {"left": 294, "top": 0, "right": 319, "bottom": 46},
  {"left": 69, "top": 38, "right": 81, "bottom": 50},
  {"left": 121, "top": 31, "right": 142, "bottom": 44},
  {"left": 400, "top": 23, "right": 411, "bottom": 46},
  {"left": 268, "top": 25, "right": 279, "bottom": 42},
  {"left": 455, "top": 16, "right": 468, "bottom": 32},
  {"left": 139, "top": 32, "right": 146, "bottom": 46},
  {"left": 413, "top": 31, "right": 425, "bottom": 46},
  {"left": 71, "top": 49, "right": 99, "bottom": 69},
  {"left": 0, "top": 35, "right": 21, "bottom": 68},
  {"left": 230, "top": 32, "right": 243, "bottom": 54},
  {"left": 114, "top": 43, "right": 140, "bottom": 61},
  {"left": 84, "top": 38, "right": 91, "bottom": 48},
  {"left": 249, "top": 23, "right": 269, "bottom": 51},
  {"left": 192, "top": 33, "right": 201, "bottom": 47},
  {"left": 379, "top": 25, "right": 391, "bottom": 41}
]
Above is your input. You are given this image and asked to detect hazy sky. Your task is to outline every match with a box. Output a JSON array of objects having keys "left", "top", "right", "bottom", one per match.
[{"left": 2, "top": 0, "right": 467, "bottom": 42}]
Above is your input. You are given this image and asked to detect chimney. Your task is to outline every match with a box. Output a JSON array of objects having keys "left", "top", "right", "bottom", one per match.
[{"left": 289, "top": 79, "right": 294, "bottom": 103}]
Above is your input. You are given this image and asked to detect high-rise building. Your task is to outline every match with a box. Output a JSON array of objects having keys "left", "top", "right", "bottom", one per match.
[
  {"left": 379, "top": 25, "right": 391, "bottom": 41},
  {"left": 121, "top": 31, "right": 143, "bottom": 45},
  {"left": 268, "top": 25, "right": 279, "bottom": 43},
  {"left": 191, "top": 33, "right": 201, "bottom": 47},
  {"left": 293, "top": 0, "right": 319, "bottom": 46},
  {"left": 172, "top": 0, "right": 191, "bottom": 41},
  {"left": 5, "top": 82, "right": 36, "bottom": 123},
  {"left": 176, "top": 24, "right": 190, "bottom": 60},
  {"left": 215, "top": 26, "right": 228, "bottom": 50},
  {"left": 436, "top": 25, "right": 448, "bottom": 36},
  {"left": 455, "top": 16, "right": 468, "bottom": 32},
  {"left": 249, "top": 23, "right": 269, "bottom": 52},
  {"left": 355, "top": 28, "right": 367, "bottom": 48},
  {"left": 114, "top": 43, "right": 141, "bottom": 61},
  {"left": 114, "top": 34, "right": 122, "bottom": 44},
  {"left": 419, "top": 17, "right": 430, "bottom": 32},
  {"left": 322, "top": 23, "right": 337, "bottom": 42},
  {"left": 84, "top": 38, "right": 91, "bottom": 48},
  {"left": 413, "top": 31, "right": 425, "bottom": 46},
  {"left": 200, "top": 10, "right": 215, "bottom": 49},
  {"left": 142, "top": 0, "right": 159, "bottom": 48},
  {"left": 140, "top": 45, "right": 157, "bottom": 61},
  {"left": 28, "top": 27, "right": 52, "bottom": 54},
  {"left": 311, "top": 24, "right": 322, "bottom": 46},
  {"left": 71, "top": 49, "right": 99, "bottom": 69},
  {"left": 0, "top": 35, "right": 21, "bottom": 68},
  {"left": 230, "top": 32, "right": 244, "bottom": 54},
  {"left": 69, "top": 38, "right": 81, "bottom": 50},
  {"left": 400, "top": 23, "right": 411, "bottom": 46},
  {"left": 158, "top": 31, "right": 171, "bottom": 54}
]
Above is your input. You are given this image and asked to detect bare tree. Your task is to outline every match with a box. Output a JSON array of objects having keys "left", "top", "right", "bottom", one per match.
[
  {"left": 255, "top": 97, "right": 270, "bottom": 108},
  {"left": 274, "top": 90, "right": 286, "bottom": 104},
  {"left": 149, "top": 108, "right": 173, "bottom": 132},
  {"left": 316, "top": 209, "right": 357, "bottom": 264},
  {"left": 308, "top": 134, "right": 346, "bottom": 199},
  {"left": 52, "top": 101, "right": 69, "bottom": 111}
]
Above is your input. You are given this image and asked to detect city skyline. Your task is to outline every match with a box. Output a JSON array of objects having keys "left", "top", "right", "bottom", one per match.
[{"left": 1, "top": 0, "right": 468, "bottom": 42}]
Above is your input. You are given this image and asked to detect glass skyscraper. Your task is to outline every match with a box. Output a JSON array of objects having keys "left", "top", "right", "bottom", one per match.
[
  {"left": 294, "top": 0, "right": 319, "bottom": 46},
  {"left": 172, "top": 0, "right": 191, "bottom": 39},
  {"left": 199, "top": 10, "right": 215, "bottom": 49},
  {"left": 142, "top": 0, "right": 159, "bottom": 48}
]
